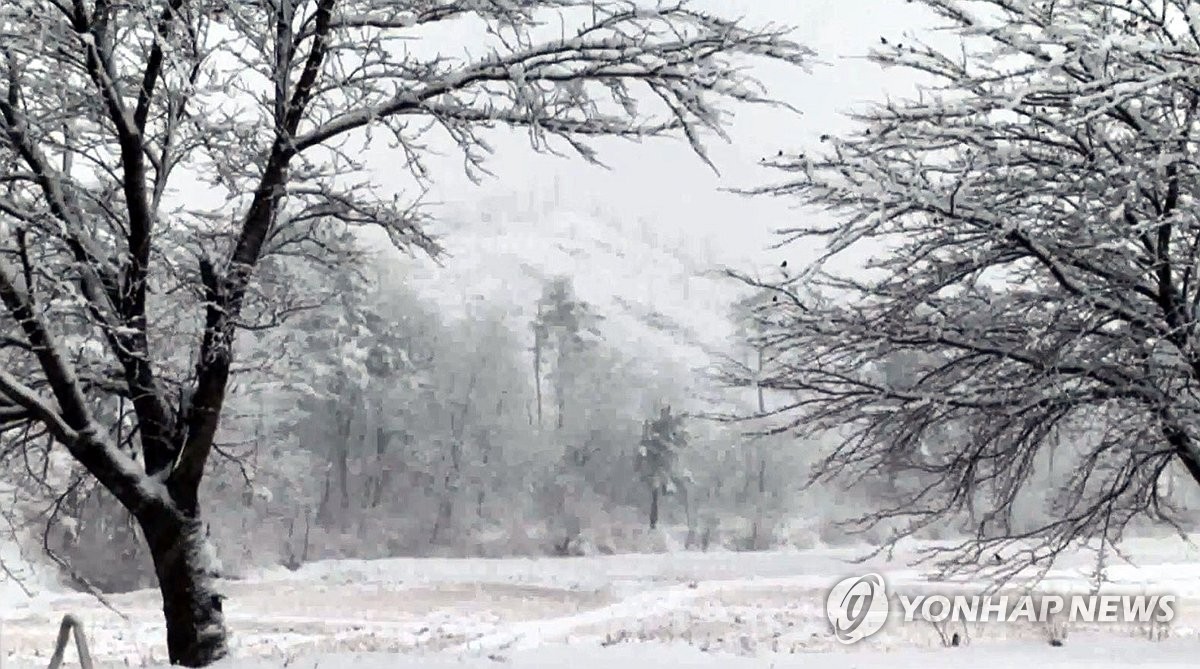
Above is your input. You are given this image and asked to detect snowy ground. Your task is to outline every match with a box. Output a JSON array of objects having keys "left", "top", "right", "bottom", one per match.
[{"left": 4, "top": 538, "right": 1200, "bottom": 668}]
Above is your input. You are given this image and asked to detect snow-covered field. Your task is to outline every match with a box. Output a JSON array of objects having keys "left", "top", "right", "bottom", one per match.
[{"left": 5, "top": 538, "right": 1200, "bottom": 668}]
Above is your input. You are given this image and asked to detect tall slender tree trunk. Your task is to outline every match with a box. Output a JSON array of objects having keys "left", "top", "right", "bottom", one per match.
[
  {"left": 554, "top": 347, "right": 567, "bottom": 430},
  {"left": 336, "top": 410, "right": 352, "bottom": 513},
  {"left": 533, "top": 313, "right": 544, "bottom": 430},
  {"left": 138, "top": 509, "right": 228, "bottom": 667},
  {"left": 370, "top": 423, "right": 392, "bottom": 508},
  {"left": 649, "top": 487, "right": 660, "bottom": 529},
  {"left": 318, "top": 405, "right": 353, "bottom": 526}
]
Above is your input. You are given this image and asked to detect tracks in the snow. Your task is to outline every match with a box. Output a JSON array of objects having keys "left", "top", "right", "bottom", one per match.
[{"left": 5, "top": 562, "right": 1200, "bottom": 666}]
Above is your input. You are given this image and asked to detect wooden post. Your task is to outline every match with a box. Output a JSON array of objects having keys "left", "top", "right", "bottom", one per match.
[{"left": 47, "top": 614, "right": 93, "bottom": 669}]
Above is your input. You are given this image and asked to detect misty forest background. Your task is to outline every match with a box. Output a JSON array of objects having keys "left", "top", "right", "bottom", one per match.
[{"left": 0, "top": 180, "right": 1192, "bottom": 597}]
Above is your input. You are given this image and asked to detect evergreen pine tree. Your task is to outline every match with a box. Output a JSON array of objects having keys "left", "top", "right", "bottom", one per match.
[{"left": 636, "top": 406, "right": 688, "bottom": 529}]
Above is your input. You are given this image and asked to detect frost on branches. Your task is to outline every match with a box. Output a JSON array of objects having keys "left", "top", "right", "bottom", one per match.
[
  {"left": 0, "top": 1, "right": 808, "bottom": 666},
  {"left": 737, "top": 0, "right": 1200, "bottom": 580}
]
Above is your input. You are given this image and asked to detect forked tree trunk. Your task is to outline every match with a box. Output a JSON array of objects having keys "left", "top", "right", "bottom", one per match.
[{"left": 139, "top": 510, "right": 229, "bottom": 667}]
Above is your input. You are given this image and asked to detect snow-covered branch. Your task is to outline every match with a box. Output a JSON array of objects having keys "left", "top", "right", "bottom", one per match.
[
  {"left": 0, "top": 2, "right": 806, "bottom": 661},
  {"left": 738, "top": 0, "right": 1200, "bottom": 579}
]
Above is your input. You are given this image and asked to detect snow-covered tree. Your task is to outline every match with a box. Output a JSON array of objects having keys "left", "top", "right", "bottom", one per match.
[
  {"left": 532, "top": 277, "right": 603, "bottom": 431},
  {"left": 636, "top": 405, "right": 688, "bottom": 529},
  {"left": 739, "top": 0, "right": 1200, "bottom": 578},
  {"left": 0, "top": 2, "right": 807, "bottom": 664}
]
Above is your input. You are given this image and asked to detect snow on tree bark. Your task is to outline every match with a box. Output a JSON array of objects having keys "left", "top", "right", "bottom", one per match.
[{"left": 142, "top": 513, "right": 228, "bottom": 666}]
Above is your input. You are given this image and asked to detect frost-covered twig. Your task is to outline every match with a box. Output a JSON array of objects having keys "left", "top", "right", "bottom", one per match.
[{"left": 728, "top": 0, "right": 1200, "bottom": 584}]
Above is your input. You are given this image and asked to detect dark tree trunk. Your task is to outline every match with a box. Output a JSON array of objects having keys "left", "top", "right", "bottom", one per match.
[
  {"left": 1163, "top": 420, "right": 1200, "bottom": 488},
  {"left": 534, "top": 346, "right": 544, "bottom": 428},
  {"left": 370, "top": 424, "right": 392, "bottom": 508},
  {"left": 649, "top": 488, "right": 660, "bottom": 529},
  {"left": 554, "top": 348, "right": 567, "bottom": 431},
  {"left": 336, "top": 410, "right": 352, "bottom": 513},
  {"left": 139, "top": 510, "right": 229, "bottom": 667},
  {"left": 317, "top": 405, "right": 353, "bottom": 527},
  {"left": 533, "top": 314, "right": 544, "bottom": 430}
]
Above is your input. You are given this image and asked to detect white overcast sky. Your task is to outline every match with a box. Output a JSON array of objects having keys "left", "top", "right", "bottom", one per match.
[{"left": 385, "top": 0, "right": 944, "bottom": 270}]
